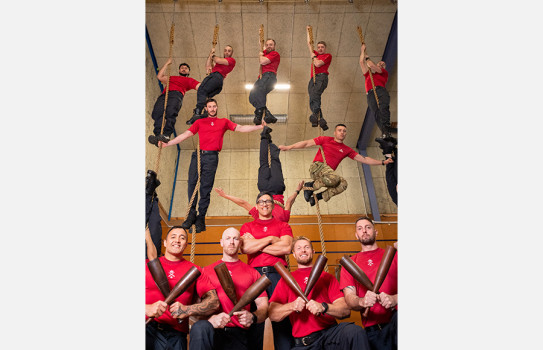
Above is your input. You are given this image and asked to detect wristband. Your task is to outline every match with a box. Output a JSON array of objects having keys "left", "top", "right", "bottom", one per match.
[
  {"left": 382, "top": 160, "right": 385, "bottom": 165},
  {"left": 312, "top": 56, "right": 317, "bottom": 59},
  {"left": 321, "top": 302, "right": 329, "bottom": 315},
  {"left": 295, "top": 190, "right": 300, "bottom": 194}
]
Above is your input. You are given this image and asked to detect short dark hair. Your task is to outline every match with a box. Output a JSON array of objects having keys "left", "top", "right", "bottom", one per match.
[
  {"left": 335, "top": 124, "right": 347, "bottom": 129},
  {"left": 265, "top": 38, "right": 276, "bottom": 45},
  {"left": 167, "top": 225, "right": 188, "bottom": 237},
  {"left": 355, "top": 216, "right": 374, "bottom": 227},
  {"left": 225, "top": 45, "right": 234, "bottom": 54},
  {"left": 256, "top": 191, "right": 274, "bottom": 203},
  {"left": 317, "top": 41, "right": 327, "bottom": 47},
  {"left": 206, "top": 98, "right": 217, "bottom": 106},
  {"left": 179, "top": 62, "right": 190, "bottom": 71}
]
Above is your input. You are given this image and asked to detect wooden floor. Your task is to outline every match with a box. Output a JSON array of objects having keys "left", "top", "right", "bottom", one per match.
[{"left": 156, "top": 209, "right": 397, "bottom": 346}]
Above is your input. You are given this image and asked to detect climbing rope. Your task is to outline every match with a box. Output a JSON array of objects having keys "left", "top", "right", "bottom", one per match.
[
  {"left": 206, "top": 24, "right": 220, "bottom": 75},
  {"left": 188, "top": 141, "right": 202, "bottom": 263},
  {"left": 258, "top": 24, "right": 264, "bottom": 79},
  {"left": 357, "top": 26, "right": 380, "bottom": 108},
  {"left": 307, "top": 25, "right": 316, "bottom": 84}
]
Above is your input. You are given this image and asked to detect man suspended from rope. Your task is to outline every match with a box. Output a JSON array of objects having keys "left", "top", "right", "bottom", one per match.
[
  {"left": 146, "top": 169, "right": 163, "bottom": 258},
  {"left": 240, "top": 191, "right": 295, "bottom": 350},
  {"left": 279, "top": 124, "right": 393, "bottom": 206},
  {"left": 148, "top": 58, "right": 201, "bottom": 146},
  {"left": 187, "top": 45, "right": 236, "bottom": 125},
  {"left": 214, "top": 126, "right": 304, "bottom": 223},
  {"left": 306, "top": 26, "right": 332, "bottom": 131},
  {"left": 376, "top": 137, "right": 397, "bottom": 206},
  {"left": 162, "top": 99, "right": 265, "bottom": 233},
  {"left": 360, "top": 44, "right": 396, "bottom": 145},
  {"left": 249, "top": 38, "right": 280, "bottom": 125}
]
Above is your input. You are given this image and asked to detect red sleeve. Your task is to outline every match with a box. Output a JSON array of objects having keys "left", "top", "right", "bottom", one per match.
[
  {"left": 267, "top": 51, "right": 279, "bottom": 63},
  {"left": 323, "top": 54, "right": 332, "bottom": 65},
  {"left": 188, "top": 78, "right": 200, "bottom": 90},
  {"left": 225, "top": 119, "right": 237, "bottom": 131},
  {"left": 339, "top": 263, "right": 356, "bottom": 290},
  {"left": 346, "top": 146, "right": 358, "bottom": 160},
  {"left": 313, "top": 136, "right": 325, "bottom": 146},
  {"left": 279, "top": 222, "right": 293, "bottom": 238},
  {"left": 327, "top": 274, "right": 344, "bottom": 303},
  {"left": 226, "top": 57, "right": 236, "bottom": 66},
  {"left": 196, "top": 268, "right": 215, "bottom": 297},
  {"left": 240, "top": 222, "right": 251, "bottom": 237},
  {"left": 188, "top": 120, "right": 200, "bottom": 134}
]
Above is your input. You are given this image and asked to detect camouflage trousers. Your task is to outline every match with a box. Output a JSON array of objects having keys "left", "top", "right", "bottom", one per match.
[{"left": 309, "top": 161, "right": 348, "bottom": 202}]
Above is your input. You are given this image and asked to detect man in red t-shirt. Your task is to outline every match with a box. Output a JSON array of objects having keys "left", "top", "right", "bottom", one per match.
[
  {"left": 214, "top": 127, "right": 304, "bottom": 223},
  {"left": 249, "top": 38, "right": 280, "bottom": 125},
  {"left": 187, "top": 45, "right": 236, "bottom": 125},
  {"left": 240, "top": 192, "right": 294, "bottom": 350},
  {"left": 269, "top": 236, "right": 370, "bottom": 349},
  {"left": 360, "top": 43, "right": 396, "bottom": 145},
  {"left": 145, "top": 226, "right": 220, "bottom": 350},
  {"left": 189, "top": 227, "right": 269, "bottom": 350},
  {"left": 162, "top": 99, "right": 264, "bottom": 233},
  {"left": 279, "top": 124, "right": 393, "bottom": 206},
  {"left": 340, "top": 217, "right": 398, "bottom": 350},
  {"left": 306, "top": 27, "right": 333, "bottom": 131},
  {"left": 149, "top": 58, "right": 201, "bottom": 147}
]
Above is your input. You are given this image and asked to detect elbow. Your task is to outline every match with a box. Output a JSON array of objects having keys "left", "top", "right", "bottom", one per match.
[{"left": 337, "top": 309, "right": 351, "bottom": 320}]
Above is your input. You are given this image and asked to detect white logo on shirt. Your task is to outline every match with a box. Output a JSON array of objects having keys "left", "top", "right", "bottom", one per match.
[
  {"left": 229, "top": 270, "right": 233, "bottom": 277},
  {"left": 263, "top": 227, "right": 268, "bottom": 232},
  {"left": 339, "top": 149, "right": 344, "bottom": 153},
  {"left": 304, "top": 277, "right": 308, "bottom": 285},
  {"left": 211, "top": 121, "right": 215, "bottom": 126},
  {"left": 367, "top": 259, "right": 374, "bottom": 267},
  {"left": 168, "top": 270, "right": 175, "bottom": 279}
]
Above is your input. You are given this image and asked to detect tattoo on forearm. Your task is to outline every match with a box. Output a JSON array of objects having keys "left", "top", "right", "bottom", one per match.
[
  {"left": 185, "top": 290, "right": 220, "bottom": 317},
  {"left": 345, "top": 286, "right": 355, "bottom": 292}
]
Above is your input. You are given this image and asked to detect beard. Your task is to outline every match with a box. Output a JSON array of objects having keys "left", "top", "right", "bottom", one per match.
[
  {"left": 360, "top": 235, "right": 376, "bottom": 246},
  {"left": 295, "top": 255, "right": 313, "bottom": 266},
  {"left": 179, "top": 73, "right": 189, "bottom": 77}
]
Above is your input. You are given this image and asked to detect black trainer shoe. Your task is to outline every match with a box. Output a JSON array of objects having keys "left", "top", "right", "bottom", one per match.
[
  {"left": 181, "top": 210, "right": 197, "bottom": 230},
  {"left": 304, "top": 181, "right": 314, "bottom": 202},
  {"left": 309, "top": 114, "right": 318, "bottom": 127},
  {"left": 145, "top": 170, "right": 161, "bottom": 195},
  {"left": 148, "top": 135, "right": 159, "bottom": 147},
  {"left": 375, "top": 138, "right": 395, "bottom": 155},
  {"left": 157, "top": 134, "right": 170, "bottom": 143},
  {"left": 264, "top": 108, "right": 277, "bottom": 124},
  {"left": 195, "top": 216, "right": 206, "bottom": 233},
  {"left": 253, "top": 107, "right": 264, "bottom": 125},
  {"left": 261, "top": 126, "right": 273, "bottom": 141},
  {"left": 309, "top": 196, "right": 316, "bottom": 206},
  {"left": 318, "top": 117, "right": 329, "bottom": 131}
]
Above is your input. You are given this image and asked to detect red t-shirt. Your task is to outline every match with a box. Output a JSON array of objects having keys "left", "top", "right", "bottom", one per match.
[
  {"left": 269, "top": 267, "right": 343, "bottom": 337},
  {"left": 162, "top": 76, "right": 200, "bottom": 95},
  {"left": 248, "top": 195, "right": 291, "bottom": 223},
  {"left": 364, "top": 68, "right": 388, "bottom": 93},
  {"left": 240, "top": 217, "right": 293, "bottom": 268},
  {"left": 145, "top": 257, "right": 215, "bottom": 333},
  {"left": 188, "top": 117, "right": 238, "bottom": 151},
  {"left": 312, "top": 136, "right": 358, "bottom": 171},
  {"left": 311, "top": 50, "right": 332, "bottom": 76},
  {"left": 261, "top": 50, "right": 280, "bottom": 74},
  {"left": 339, "top": 248, "right": 398, "bottom": 327},
  {"left": 212, "top": 57, "right": 236, "bottom": 78},
  {"left": 204, "top": 259, "right": 267, "bottom": 328}
]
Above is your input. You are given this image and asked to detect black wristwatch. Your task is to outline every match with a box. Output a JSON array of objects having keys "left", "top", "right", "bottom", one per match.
[
  {"left": 252, "top": 313, "right": 258, "bottom": 324},
  {"left": 321, "top": 302, "right": 329, "bottom": 315}
]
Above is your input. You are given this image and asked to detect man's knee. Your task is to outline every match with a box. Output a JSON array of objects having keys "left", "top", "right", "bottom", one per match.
[{"left": 190, "top": 320, "right": 214, "bottom": 339}]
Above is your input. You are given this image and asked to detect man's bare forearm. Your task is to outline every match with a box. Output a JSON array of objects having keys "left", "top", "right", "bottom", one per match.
[{"left": 177, "top": 290, "right": 220, "bottom": 318}]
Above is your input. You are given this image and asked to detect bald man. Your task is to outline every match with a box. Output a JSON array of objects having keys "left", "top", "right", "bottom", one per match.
[{"left": 189, "top": 228, "right": 269, "bottom": 350}]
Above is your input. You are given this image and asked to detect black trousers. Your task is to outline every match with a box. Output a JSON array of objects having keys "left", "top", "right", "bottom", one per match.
[
  {"left": 292, "top": 322, "right": 370, "bottom": 350},
  {"left": 247, "top": 268, "right": 294, "bottom": 350},
  {"left": 145, "top": 193, "right": 163, "bottom": 259},
  {"left": 366, "top": 311, "right": 398, "bottom": 350},
  {"left": 307, "top": 74, "right": 328, "bottom": 115},
  {"left": 187, "top": 151, "right": 219, "bottom": 218},
  {"left": 151, "top": 90, "right": 184, "bottom": 137},
  {"left": 249, "top": 72, "right": 277, "bottom": 110},
  {"left": 257, "top": 139, "right": 285, "bottom": 195},
  {"left": 189, "top": 320, "right": 249, "bottom": 350},
  {"left": 366, "top": 86, "right": 391, "bottom": 135},
  {"left": 146, "top": 322, "right": 187, "bottom": 350},
  {"left": 195, "top": 72, "right": 224, "bottom": 111},
  {"left": 385, "top": 151, "right": 397, "bottom": 206}
]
